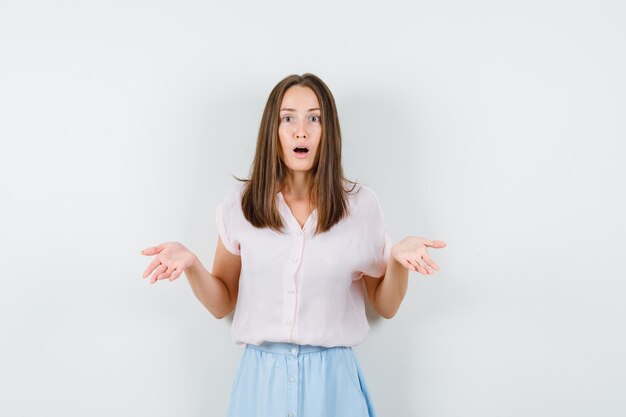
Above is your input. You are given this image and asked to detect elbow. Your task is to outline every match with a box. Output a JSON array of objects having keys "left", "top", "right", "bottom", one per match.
[
  {"left": 212, "top": 309, "right": 231, "bottom": 320},
  {"left": 378, "top": 306, "right": 399, "bottom": 319},
  {"left": 212, "top": 311, "right": 227, "bottom": 320},
  {"left": 376, "top": 308, "right": 391, "bottom": 319},
  {"left": 211, "top": 302, "right": 235, "bottom": 320},
  {"left": 199, "top": 300, "right": 229, "bottom": 320},
  {"left": 372, "top": 300, "right": 397, "bottom": 319}
]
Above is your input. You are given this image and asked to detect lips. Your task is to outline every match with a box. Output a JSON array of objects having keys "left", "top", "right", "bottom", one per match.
[{"left": 293, "top": 146, "right": 310, "bottom": 158}]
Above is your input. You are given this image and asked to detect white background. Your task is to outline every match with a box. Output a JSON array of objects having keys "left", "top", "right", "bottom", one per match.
[{"left": 1, "top": 0, "right": 624, "bottom": 416}]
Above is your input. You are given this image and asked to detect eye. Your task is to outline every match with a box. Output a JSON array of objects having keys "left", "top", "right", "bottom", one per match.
[
  {"left": 281, "top": 115, "right": 293, "bottom": 123},
  {"left": 310, "top": 115, "right": 321, "bottom": 123}
]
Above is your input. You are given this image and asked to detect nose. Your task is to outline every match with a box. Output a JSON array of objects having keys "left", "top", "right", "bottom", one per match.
[{"left": 295, "top": 119, "right": 307, "bottom": 139}]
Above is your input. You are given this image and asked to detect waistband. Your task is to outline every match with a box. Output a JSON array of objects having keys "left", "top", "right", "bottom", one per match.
[{"left": 246, "top": 341, "right": 349, "bottom": 356}]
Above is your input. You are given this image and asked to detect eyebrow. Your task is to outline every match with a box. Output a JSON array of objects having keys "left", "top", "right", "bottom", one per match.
[{"left": 280, "top": 107, "right": 320, "bottom": 112}]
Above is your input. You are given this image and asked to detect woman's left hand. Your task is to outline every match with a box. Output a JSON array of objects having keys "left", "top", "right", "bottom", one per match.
[{"left": 390, "top": 236, "right": 447, "bottom": 275}]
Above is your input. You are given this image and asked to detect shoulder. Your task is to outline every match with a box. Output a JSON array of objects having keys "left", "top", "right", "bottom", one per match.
[
  {"left": 349, "top": 182, "right": 382, "bottom": 207},
  {"left": 353, "top": 183, "right": 378, "bottom": 198},
  {"left": 219, "top": 180, "right": 247, "bottom": 211},
  {"left": 345, "top": 182, "right": 385, "bottom": 218}
]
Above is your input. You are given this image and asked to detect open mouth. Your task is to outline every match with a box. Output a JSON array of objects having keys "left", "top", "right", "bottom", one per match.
[{"left": 293, "top": 146, "right": 309, "bottom": 155}]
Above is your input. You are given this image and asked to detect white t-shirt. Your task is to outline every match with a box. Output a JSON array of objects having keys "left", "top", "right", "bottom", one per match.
[{"left": 215, "top": 180, "right": 392, "bottom": 347}]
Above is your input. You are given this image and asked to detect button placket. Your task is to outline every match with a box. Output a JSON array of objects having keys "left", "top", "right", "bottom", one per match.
[
  {"left": 285, "top": 345, "right": 299, "bottom": 417},
  {"left": 283, "top": 231, "right": 304, "bottom": 334},
  {"left": 277, "top": 192, "right": 315, "bottom": 342}
]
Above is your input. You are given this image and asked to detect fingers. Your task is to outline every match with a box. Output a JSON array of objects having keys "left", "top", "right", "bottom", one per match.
[
  {"left": 141, "top": 247, "right": 155, "bottom": 255},
  {"left": 151, "top": 264, "right": 182, "bottom": 284},
  {"left": 149, "top": 264, "right": 167, "bottom": 284},
  {"left": 423, "top": 239, "right": 447, "bottom": 248},
  {"left": 142, "top": 257, "right": 161, "bottom": 279},
  {"left": 157, "top": 265, "right": 178, "bottom": 282},
  {"left": 140, "top": 244, "right": 165, "bottom": 256},
  {"left": 151, "top": 263, "right": 176, "bottom": 284},
  {"left": 406, "top": 258, "right": 430, "bottom": 275},
  {"left": 402, "top": 259, "right": 418, "bottom": 272},
  {"left": 156, "top": 265, "right": 173, "bottom": 282},
  {"left": 168, "top": 267, "right": 182, "bottom": 281},
  {"left": 141, "top": 244, "right": 178, "bottom": 285},
  {"left": 407, "top": 257, "right": 436, "bottom": 275},
  {"left": 422, "top": 253, "right": 440, "bottom": 272}
]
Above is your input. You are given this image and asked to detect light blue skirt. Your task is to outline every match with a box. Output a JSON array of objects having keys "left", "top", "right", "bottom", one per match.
[{"left": 226, "top": 341, "right": 378, "bottom": 417}]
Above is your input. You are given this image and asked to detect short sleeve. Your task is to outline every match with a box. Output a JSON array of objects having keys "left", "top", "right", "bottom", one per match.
[
  {"left": 215, "top": 189, "right": 241, "bottom": 256},
  {"left": 360, "top": 188, "right": 392, "bottom": 278}
]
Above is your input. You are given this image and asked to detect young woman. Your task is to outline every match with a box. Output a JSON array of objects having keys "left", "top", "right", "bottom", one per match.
[{"left": 141, "top": 73, "right": 447, "bottom": 417}]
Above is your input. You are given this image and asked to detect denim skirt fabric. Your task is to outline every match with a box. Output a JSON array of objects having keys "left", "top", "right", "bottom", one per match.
[{"left": 226, "top": 341, "right": 377, "bottom": 417}]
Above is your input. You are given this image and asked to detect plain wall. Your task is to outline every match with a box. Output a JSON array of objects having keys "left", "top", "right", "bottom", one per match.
[{"left": 1, "top": 0, "right": 624, "bottom": 416}]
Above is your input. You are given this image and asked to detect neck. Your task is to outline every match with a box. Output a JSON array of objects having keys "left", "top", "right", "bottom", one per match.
[{"left": 280, "top": 171, "right": 311, "bottom": 199}]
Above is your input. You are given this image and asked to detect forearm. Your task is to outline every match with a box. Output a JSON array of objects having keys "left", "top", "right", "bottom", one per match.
[
  {"left": 184, "top": 256, "right": 233, "bottom": 319},
  {"left": 374, "top": 255, "right": 408, "bottom": 319}
]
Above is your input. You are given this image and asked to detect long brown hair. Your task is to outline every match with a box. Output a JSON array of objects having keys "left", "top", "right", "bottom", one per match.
[{"left": 233, "top": 73, "right": 359, "bottom": 235}]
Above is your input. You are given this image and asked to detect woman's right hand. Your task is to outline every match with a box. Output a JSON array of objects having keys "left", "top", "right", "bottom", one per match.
[{"left": 140, "top": 242, "right": 197, "bottom": 284}]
